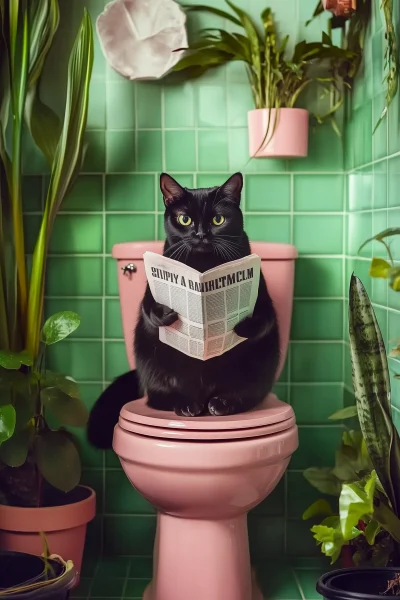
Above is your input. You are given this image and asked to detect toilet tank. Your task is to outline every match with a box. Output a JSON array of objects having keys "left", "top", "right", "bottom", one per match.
[{"left": 113, "top": 241, "right": 298, "bottom": 380}]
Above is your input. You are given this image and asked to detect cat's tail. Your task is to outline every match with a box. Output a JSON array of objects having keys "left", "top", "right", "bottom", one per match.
[{"left": 87, "top": 370, "right": 141, "bottom": 449}]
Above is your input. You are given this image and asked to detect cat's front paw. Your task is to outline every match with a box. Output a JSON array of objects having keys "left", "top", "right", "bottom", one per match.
[
  {"left": 149, "top": 302, "right": 178, "bottom": 327},
  {"left": 234, "top": 315, "right": 272, "bottom": 340},
  {"left": 208, "top": 397, "right": 237, "bottom": 416},
  {"left": 174, "top": 399, "right": 206, "bottom": 417}
]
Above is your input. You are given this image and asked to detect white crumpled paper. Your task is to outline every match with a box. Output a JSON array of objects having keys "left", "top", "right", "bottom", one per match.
[{"left": 97, "top": 0, "right": 188, "bottom": 80}]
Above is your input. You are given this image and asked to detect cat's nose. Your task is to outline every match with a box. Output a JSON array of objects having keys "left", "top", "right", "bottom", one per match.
[{"left": 196, "top": 231, "right": 205, "bottom": 239}]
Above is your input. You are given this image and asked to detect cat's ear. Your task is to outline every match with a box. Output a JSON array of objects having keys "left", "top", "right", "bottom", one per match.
[
  {"left": 219, "top": 172, "right": 243, "bottom": 204},
  {"left": 160, "top": 173, "right": 185, "bottom": 206}
]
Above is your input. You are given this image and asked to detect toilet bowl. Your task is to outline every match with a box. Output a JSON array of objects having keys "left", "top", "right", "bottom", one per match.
[{"left": 112, "top": 241, "right": 298, "bottom": 600}]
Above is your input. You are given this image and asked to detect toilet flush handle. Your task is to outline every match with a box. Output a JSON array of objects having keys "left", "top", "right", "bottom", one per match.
[{"left": 122, "top": 263, "right": 137, "bottom": 277}]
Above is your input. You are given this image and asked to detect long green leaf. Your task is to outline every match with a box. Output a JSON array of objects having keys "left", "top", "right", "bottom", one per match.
[
  {"left": 173, "top": 47, "right": 234, "bottom": 71},
  {"left": 349, "top": 274, "right": 400, "bottom": 516},
  {"left": 27, "top": 0, "right": 59, "bottom": 87},
  {"left": 26, "top": 9, "right": 93, "bottom": 358},
  {"left": 24, "top": 1, "right": 60, "bottom": 166},
  {"left": 182, "top": 4, "right": 242, "bottom": 27},
  {"left": 226, "top": 1, "right": 261, "bottom": 86},
  {"left": 9, "top": 0, "right": 30, "bottom": 343},
  {"left": 359, "top": 228, "right": 400, "bottom": 253}
]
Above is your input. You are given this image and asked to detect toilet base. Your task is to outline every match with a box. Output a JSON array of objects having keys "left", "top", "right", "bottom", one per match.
[
  {"left": 143, "top": 573, "right": 264, "bottom": 600},
  {"left": 142, "top": 512, "right": 264, "bottom": 600}
]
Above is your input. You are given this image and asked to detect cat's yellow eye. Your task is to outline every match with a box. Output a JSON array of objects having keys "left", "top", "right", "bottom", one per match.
[
  {"left": 177, "top": 214, "right": 192, "bottom": 226},
  {"left": 212, "top": 215, "right": 225, "bottom": 226}
]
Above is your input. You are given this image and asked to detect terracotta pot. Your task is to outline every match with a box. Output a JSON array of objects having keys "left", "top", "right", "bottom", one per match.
[
  {"left": 322, "top": 0, "right": 356, "bottom": 17},
  {"left": 0, "top": 486, "right": 96, "bottom": 586},
  {"left": 248, "top": 108, "right": 309, "bottom": 158}
]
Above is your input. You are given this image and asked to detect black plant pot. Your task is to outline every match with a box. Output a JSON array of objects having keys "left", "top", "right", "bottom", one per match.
[
  {"left": 317, "top": 568, "right": 400, "bottom": 600},
  {"left": 0, "top": 551, "right": 76, "bottom": 599}
]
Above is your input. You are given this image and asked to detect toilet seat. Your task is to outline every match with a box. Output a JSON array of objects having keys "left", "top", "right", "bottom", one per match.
[{"left": 118, "top": 393, "right": 295, "bottom": 440}]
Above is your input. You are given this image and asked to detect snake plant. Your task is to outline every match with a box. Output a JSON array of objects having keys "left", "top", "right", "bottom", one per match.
[
  {"left": 349, "top": 274, "right": 400, "bottom": 519},
  {"left": 302, "top": 275, "right": 400, "bottom": 565}
]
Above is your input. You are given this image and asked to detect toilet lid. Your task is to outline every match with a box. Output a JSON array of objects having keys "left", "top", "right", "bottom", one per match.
[{"left": 118, "top": 394, "right": 295, "bottom": 440}]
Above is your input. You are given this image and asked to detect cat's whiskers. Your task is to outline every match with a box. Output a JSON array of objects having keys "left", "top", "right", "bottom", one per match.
[
  {"left": 213, "top": 240, "right": 241, "bottom": 261},
  {"left": 167, "top": 241, "right": 186, "bottom": 261}
]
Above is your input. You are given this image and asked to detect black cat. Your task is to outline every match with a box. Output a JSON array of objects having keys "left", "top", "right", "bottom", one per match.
[{"left": 87, "top": 173, "right": 280, "bottom": 449}]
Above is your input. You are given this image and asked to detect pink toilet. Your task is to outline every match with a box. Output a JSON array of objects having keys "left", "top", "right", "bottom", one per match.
[{"left": 112, "top": 241, "right": 298, "bottom": 600}]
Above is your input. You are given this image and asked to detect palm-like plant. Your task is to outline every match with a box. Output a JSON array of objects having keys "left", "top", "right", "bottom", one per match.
[
  {"left": 0, "top": 0, "right": 94, "bottom": 505},
  {"left": 173, "top": 1, "right": 355, "bottom": 132}
]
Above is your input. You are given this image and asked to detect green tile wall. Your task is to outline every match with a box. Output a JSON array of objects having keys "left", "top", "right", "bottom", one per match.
[
  {"left": 21, "top": 0, "right": 387, "bottom": 565},
  {"left": 345, "top": 1, "right": 400, "bottom": 426}
]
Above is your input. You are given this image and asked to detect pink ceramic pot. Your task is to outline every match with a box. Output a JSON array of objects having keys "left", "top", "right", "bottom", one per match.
[
  {"left": 248, "top": 108, "right": 309, "bottom": 158},
  {"left": 0, "top": 486, "right": 96, "bottom": 586}
]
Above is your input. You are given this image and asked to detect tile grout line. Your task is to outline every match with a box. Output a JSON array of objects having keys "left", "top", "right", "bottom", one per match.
[
  {"left": 292, "top": 568, "right": 306, "bottom": 600},
  {"left": 285, "top": 161, "right": 293, "bottom": 560},
  {"left": 120, "top": 560, "right": 132, "bottom": 600}
]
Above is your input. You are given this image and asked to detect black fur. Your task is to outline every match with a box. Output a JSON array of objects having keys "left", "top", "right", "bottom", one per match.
[{"left": 87, "top": 173, "right": 280, "bottom": 449}]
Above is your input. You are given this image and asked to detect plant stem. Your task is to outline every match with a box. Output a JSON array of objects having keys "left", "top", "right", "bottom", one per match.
[{"left": 10, "top": 3, "right": 30, "bottom": 341}]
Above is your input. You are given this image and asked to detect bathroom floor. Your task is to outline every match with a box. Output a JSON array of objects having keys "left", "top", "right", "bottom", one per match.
[{"left": 71, "top": 557, "right": 328, "bottom": 600}]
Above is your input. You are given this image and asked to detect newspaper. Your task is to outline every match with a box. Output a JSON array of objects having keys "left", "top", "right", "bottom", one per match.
[{"left": 143, "top": 251, "right": 261, "bottom": 360}]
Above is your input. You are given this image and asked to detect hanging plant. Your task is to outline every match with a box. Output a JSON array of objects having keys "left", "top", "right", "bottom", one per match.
[{"left": 172, "top": 1, "right": 355, "bottom": 159}]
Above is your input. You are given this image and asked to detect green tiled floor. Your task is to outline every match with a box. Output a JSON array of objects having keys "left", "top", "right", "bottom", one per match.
[{"left": 71, "top": 558, "right": 328, "bottom": 599}]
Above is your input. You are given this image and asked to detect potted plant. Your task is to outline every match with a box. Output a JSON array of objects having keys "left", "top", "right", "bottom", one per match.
[
  {"left": 312, "top": 274, "right": 400, "bottom": 594},
  {"left": 172, "top": 1, "right": 356, "bottom": 158},
  {"left": 303, "top": 446, "right": 400, "bottom": 566},
  {"left": 0, "top": 312, "right": 94, "bottom": 584},
  {"left": 0, "top": 0, "right": 95, "bottom": 583},
  {"left": 0, "top": 549, "right": 77, "bottom": 599}
]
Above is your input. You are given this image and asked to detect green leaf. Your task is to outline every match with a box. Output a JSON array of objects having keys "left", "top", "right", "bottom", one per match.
[
  {"left": 40, "top": 370, "right": 80, "bottom": 398},
  {"left": 27, "top": 0, "right": 59, "bottom": 87},
  {"left": 41, "top": 311, "right": 80, "bottom": 345},
  {"left": 35, "top": 430, "right": 81, "bottom": 492},
  {"left": 322, "top": 32, "right": 333, "bottom": 46},
  {"left": 365, "top": 519, "right": 381, "bottom": 545},
  {"left": 349, "top": 274, "right": 400, "bottom": 517},
  {"left": 369, "top": 257, "right": 392, "bottom": 279},
  {"left": 358, "top": 228, "right": 400, "bottom": 253},
  {"left": 0, "top": 404, "right": 16, "bottom": 444},
  {"left": 332, "top": 430, "right": 372, "bottom": 483},
  {"left": 388, "top": 267, "right": 400, "bottom": 291},
  {"left": 329, "top": 406, "right": 358, "bottom": 420},
  {"left": 302, "top": 499, "right": 333, "bottom": 520},
  {"left": 306, "top": 1, "right": 325, "bottom": 26},
  {"left": 0, "top": 425, "right": 31, "bottom": 466},
  {"left": 226, "top": 1, "right": 261, "bottom": 81},
  {"left": 41, "top": 387, "right": 88, "bottom": 427},
  {"left": 389, "top": 343, "right": 400, "bottom": 358},
  {"left": 26, "top": 9, "right": 94, "bottom": 358},
  {"left": 0, "top": 350, "right": 33, "bottom": 369},
  {"left": 182, "top": 4, "right": 242, "bottom": 26},
  {"left": 25, "top": 83, "right": 61, "bottom": 167},
  {"left": 311, "top": 516, "right": 360, "bottom": 564},
  {"left": 339, "top": 471, "right": 376, "bottom": 539},
  {"left": 173, "top": 48, "right": 234, "bottom": 72},
  {"left": 303, "top": 467, "right": 341, "bottom": 496},
  {"left": 373, "top": 494, "right": 400, "bottom": 543}
]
